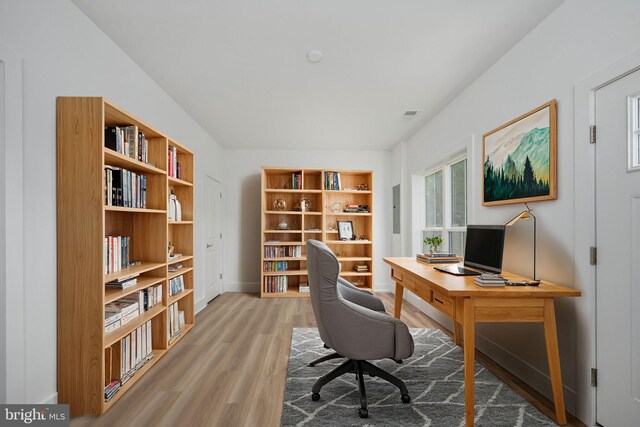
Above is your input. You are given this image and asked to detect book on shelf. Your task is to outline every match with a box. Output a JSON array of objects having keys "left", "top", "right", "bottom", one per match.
[
  {"left": 416, "top": 253, "right": 461, "bottom": 264},
  {"left": 168, "top": 302, "right": 183, "bottom": 341},
  {"left": 324, "top": 171, "right": 342, "bottom": 190},
  {"left": 264, "top": 275, "right": 288, "bottom": 293},
  {"left": 168, "top": 146, "right": 182, "bottom": 179},
  {"left": 168, "top": 262, "right": 183, "bottom": 272},
  {"left": 116, "top": 320, "right": 153, "bottom": 392},
  {"left": 104, "top": 126, "right": 151, "bottom": 164},
  {"left": 263, "top": 261, "right": 289, "bottom": 272},
  {"left": 299, "top": 283, "right": 309, "bottom": 293},
  {"left": 168, "top": 275, "right": 185, "bottom": 297},
  {"left": 104, "top": 380, "right": 120, "bottom": 402},
  {"left": 291, "top": 172, "right": 302, "bottom": 189},
  {"left": 353, "top": 264, "right": 369, "bottom": 272},
  {"left": 104, "top": 167, "right": 147, "bottom": 208},
  {"left": 105, "top": 276, "right": 138, "bottom": 290},
  {"left": 263, "top": 245, "right": 302, "bottom": 258}
]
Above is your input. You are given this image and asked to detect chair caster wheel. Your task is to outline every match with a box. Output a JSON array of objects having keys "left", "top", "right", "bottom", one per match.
[
  {"left": 401, "top": 394, "right": 411, "bottom": 403},
  {"left": 311, "top": 392, "right": 320, "bottom": 401},
  {"left": 358, "top": 408, "right": 368, "bottom": 418}
]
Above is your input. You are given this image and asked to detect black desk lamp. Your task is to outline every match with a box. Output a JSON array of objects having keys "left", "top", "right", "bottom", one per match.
[{"left": 505, "top": 203, "right": 537, "bottom": 281}]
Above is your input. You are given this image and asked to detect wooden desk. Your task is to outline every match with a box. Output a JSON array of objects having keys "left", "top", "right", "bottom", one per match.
[{"left": 383, "top": 257, "right": 581, "bottom": 427}]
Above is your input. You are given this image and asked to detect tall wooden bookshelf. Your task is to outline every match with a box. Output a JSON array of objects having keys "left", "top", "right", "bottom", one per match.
[
  {"left": 261, "top": 167, "right": 373, "bottom": 297},
  {"left": 57, "top": 97, "right": 195, "bottom": 415}
]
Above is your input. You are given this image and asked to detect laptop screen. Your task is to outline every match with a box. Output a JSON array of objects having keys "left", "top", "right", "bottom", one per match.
[{"left": 463, "top": 225, "right": 506, "bottom": 274}]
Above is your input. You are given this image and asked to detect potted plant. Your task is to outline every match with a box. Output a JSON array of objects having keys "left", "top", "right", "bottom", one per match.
[{"left": 423, "top": 236, "right": 443, "bottom": 254}]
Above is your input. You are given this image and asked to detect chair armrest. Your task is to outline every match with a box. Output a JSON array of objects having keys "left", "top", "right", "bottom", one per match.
[{"left": 337, "top": 277, "right": 386, "bottom": 312}]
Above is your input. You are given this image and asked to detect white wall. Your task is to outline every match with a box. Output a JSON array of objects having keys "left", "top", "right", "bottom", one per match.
[
  {"left": 224, "top": 149, "right": 393, "bottom": 292},
  {"left": 0, "top": 0, "right": 225, "bottom": 404},
  {"left": 394, "top": 0, "right": 640, "bottom": 423}
]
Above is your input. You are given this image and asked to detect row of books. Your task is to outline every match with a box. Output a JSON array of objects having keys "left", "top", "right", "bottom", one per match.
[
  {"left": 105, "top": 126, "right": 150, "bottom": 164},
  {"left": 119, "top": 320, "right": 154, "bottom": 390},
  {"left": 104, "top": 235, "right": 130, "bottom": 274},
  {"left": 263, "top": 245, "right": 302, "bottom": 258},
  {"left": 264, "top": 276, "right": 288, "bottom": 293},
  {"left": 168, "top": 274, "right": 185, "bottom": 297},
  {"left": 104, "top": 284, "right": 162, "bottom": 334},
  {"left": 474, "top": 273, "right": 506, "bottom": 287},
  {"left": 104, "top": 166, "right": 147, "bottom": 208},
  {"left": 168, "top": 302, "right": 185, "bottom": 343},
  {"left": 104, "top": 379, "right": 120, "bottom": 402},
  {"left": 168, "top": 146, "right": 182, "bottom": 179},
  {"left": 290, "top": 172, "right": 303, "bottom": 189},
  {"left": 263, "top": 261, "right": 289, "bottom": 272},
  {"left": 324, "top": 171, "right": 342, "bottom": 190},
  {"left": 416, "top": 253, "right": 462, "bottom": 264}
]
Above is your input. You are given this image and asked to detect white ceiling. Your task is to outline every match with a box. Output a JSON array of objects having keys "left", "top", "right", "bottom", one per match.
[{"left": 71, "top": 0, "right": 564, "bottom": 151}]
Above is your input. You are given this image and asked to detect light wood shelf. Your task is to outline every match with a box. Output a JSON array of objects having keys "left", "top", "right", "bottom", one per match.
[
  {"left": 261, "top": 167, "right": 373, "bottom": 297},
  {"left": 168, "top": 266, "right": 194, "bottom": 280},
  {"left": 168, "top": 288, "right": 194, "bottom": 306},
  {"left": 105, "top": 275, "right": 165, "bottom": 304},
  {"left": 57, "top": 97, "right": 195, "bottom": 416},
  {"left": 168, "top": 255, "right": 194, "bottom": 265},
  {"left": 104, "top": 304, "right": 166, "bottom": 348}
]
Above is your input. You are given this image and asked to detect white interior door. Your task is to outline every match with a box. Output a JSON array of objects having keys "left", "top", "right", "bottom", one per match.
[
  {"left": 205, "top": 175, "right": 222, "bottom": 303},
  {"left": 595, "top": 68, "right": 640, "bottom": 426}
]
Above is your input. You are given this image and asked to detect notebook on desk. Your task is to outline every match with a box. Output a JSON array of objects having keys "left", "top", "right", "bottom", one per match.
[{"left": 434, "top": 224, "right": 505, "bottom": 276}]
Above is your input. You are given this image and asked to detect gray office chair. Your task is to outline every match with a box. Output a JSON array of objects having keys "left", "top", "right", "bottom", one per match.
[{"left": 306, "top": 239, "right": 414, "bottom": 418}]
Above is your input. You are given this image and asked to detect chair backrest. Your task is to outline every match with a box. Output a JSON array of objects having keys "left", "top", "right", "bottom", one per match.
[{"left": 306, "top": 239, "right": 340, "bottom": 349}]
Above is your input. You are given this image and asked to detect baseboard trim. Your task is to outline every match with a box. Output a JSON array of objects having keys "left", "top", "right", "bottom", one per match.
[
  {"left": 224, "top": 282, "right": 260, "bottom": 293},
  {"left": 195, "top": 297, "right": 207, "bottom": 314},
  {"left": 403, "top": 292, "right": 577, "bottom": 414},
  {"left": 374, "top": 281, "right": 394, "bottom": 292}
]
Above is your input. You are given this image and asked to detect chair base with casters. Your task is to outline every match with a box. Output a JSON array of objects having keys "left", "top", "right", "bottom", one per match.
[{"left": 310, "top": 358, "right": 411, "bottom": 418}]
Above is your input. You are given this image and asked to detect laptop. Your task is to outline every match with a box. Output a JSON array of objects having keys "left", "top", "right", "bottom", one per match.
[{"left": 434, "top": 225, "right": 506, "bottom": 276}]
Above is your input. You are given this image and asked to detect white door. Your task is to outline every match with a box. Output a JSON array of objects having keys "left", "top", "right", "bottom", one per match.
[
  {"left": 205, "top": 175, "right": 222, "bottom": 302},
  {"left": 596, "top": 68, "right": 640, "bottom": 425}
]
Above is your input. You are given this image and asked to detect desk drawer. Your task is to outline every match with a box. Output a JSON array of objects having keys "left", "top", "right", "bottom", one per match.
[
  {"left": 431, "top": 291, "right": 453, "bottom": 317},
  {"left": 391, "top": 268, "right": 403, "bottom": 282},
  {"left": 415, "top": 282, "right": 432, "bottom": 302},
  {"left": 403, "top": 275, "right": 417, "bottom": 292}
]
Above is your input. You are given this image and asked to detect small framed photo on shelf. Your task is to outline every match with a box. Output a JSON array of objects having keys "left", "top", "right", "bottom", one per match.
[{"left": 337, "top": 220, "right": 355, "bottom": 241}]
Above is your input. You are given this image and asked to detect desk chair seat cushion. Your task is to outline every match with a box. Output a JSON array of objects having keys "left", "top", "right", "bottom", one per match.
[{"left": 307, "top": 240, "right": 414, "bottom": 361}]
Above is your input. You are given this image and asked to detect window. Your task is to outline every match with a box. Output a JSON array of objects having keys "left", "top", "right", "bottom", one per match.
[
  {"left": 422, "top": 157, "right": 467, "bottom": 255},
  {"left": 629, "top": 94, "right": 640, "bottom": 171}
]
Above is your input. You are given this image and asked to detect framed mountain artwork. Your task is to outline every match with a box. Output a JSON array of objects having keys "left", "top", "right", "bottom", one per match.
[{"left": 482, "top": 100, "right": 557, "bottom": 206}]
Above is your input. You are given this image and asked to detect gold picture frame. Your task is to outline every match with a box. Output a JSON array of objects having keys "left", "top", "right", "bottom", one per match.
[{"left": 482, "top": 99, "right": 557, "bottom": 206}]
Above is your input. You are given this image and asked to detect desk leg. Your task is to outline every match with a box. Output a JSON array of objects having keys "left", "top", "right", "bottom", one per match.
[
  {"left": 454, "top": 322, "right": 463, "bottom": 346},
  {"left": 543, "top": 298, "right": 567, "bottom": 425},
  {"left": 463, "top": 298, "right": 475, "bottom": 427},
  {"left": 394, "top": 283, "right": 404, "bottom": 319}
]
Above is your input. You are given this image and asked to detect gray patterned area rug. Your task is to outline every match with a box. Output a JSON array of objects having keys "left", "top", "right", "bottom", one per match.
[{"left": 281, "top": 328, "right": 557, "bottom": 427}]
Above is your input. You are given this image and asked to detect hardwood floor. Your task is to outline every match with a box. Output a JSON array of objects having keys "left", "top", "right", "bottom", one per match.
[{"left": 71, "top": 292, "right": 585, "bottom": 427}]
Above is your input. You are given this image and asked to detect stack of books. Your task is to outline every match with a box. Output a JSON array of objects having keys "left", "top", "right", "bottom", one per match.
[
  {"left": 104, "top": 380, "right": 120, "bottom": 402},
  {"left": 105, "top": 274, "right": 138, "bottom": 290},
  {"left": 353, "top": 264, "right": 369, "bottom": 273},
  {"left": 298, "top": 283, "right": 309, "bottom": 293},
  {"left": 474, "top": 273, "right": 506, "bottom": 287},
  {"left": 416, "top": 253, "right": 461, "bottom": 264}
]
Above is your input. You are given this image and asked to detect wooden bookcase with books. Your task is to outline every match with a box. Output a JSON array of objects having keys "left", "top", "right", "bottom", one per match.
[
  {"left": 57, "top": 97, "right": 194, "bottom": 415},
  {"left": 261, "top": 167, "right": 373, "bottom": 298}
]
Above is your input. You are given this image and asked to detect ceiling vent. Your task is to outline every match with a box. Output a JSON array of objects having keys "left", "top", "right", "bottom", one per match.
[{"left": 403, "top": 110, "right": 418, "bottom": 118}]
